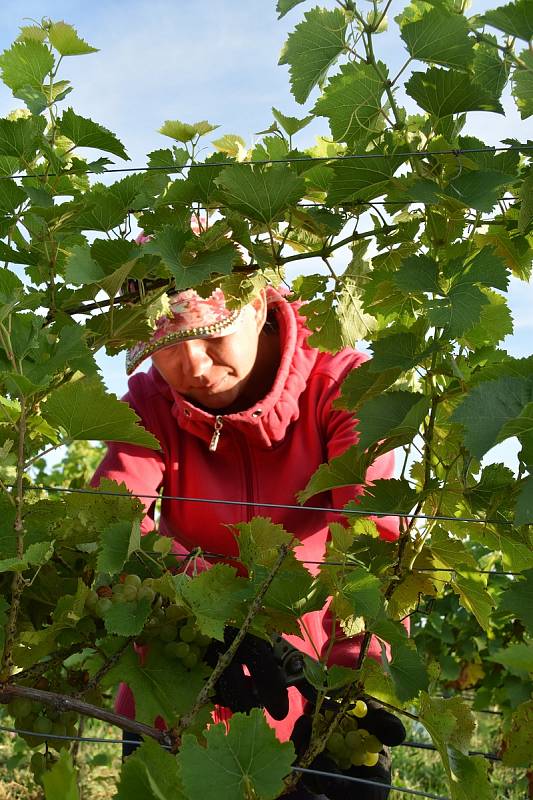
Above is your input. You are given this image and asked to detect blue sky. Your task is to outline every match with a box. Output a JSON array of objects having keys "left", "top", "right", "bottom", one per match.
[{"left": 0, "top": 1, "right": 531, "bottom": 467}]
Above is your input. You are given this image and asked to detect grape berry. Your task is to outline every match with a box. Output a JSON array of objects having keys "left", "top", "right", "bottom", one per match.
[
  {"left": 84, "top": 575, "right": 212, "bottom": 670},
  {"left": 324, "top": 700, "right": 383, "bottom": 770}
]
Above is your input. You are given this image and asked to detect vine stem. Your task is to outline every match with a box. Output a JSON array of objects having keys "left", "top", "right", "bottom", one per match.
[
  {"left": 175, "top": 543, "right": 290, "bottom": 736},
  {"left": 75, "top": 638, "right": 133, "bottom": 699},
  {"left": 0, "top": 683, "right": 173, "bottom": 748},
  {"left": 1, "top": 399, "right": 28, "bottom": 679}
]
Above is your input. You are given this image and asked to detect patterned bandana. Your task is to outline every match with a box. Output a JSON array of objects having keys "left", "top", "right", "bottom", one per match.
[{"left": 125, "top": 288, "right": 242, "bottom": 375}]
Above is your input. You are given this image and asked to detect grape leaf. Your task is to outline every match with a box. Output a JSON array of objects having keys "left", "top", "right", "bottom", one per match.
[
  {"left": 144, "top": 227, "right": 237, "bottom": 290},
  {"left": 352, "top": 478, "right": 419, "bottom": 516},
  {"left": 305, "top": 282, "right": 376, "bottom": 352},
  {"left": 297, "top": 445, "right": 369, "bottom": 504},
  {"left": 42, "top": 376, "right": 161, "bottom": 449},
  {"left": 0, "top": 178, "right": 25, "bottom": 212},
  {"left": 58, "top": 108, "right": 129, "bottom": 160},
  {"left": 472, "top": 37, "right": 509, "bottom": 99},
  {"left": 234, "top": 517, "right": 293, "bottom": 571},
  {"left": 481, "top": 0, "right": 533, "bottom": 41},
  {"left": 0, "top": 540, "right": 54, "bottom": 574},
  {"left": 394, "top": 254, "right": 440, "bottom": 294},
  {"left": 446, "top": 170, "right": 514, "bottom": 213},
  {"left": 370, "top": 331, "right": 434, "bottom": 371},
  {"left": 418, "top": 694, "right": 489, "bottom": 800},
  {"left": 43, "top": 750, "right": 79, "bottom": 800},
  {"left": 405, "top": 68, "right": 504, "bottom": 117},
  {"left": 388, "top": 639, "right": 429, "bottom": 701},
  {"left": 159, "top": 119, "right": 218, "bottom": 142},
  {"left": 518, "top": 172, "right": 533, "bottom": 233},
  {"left": 451, "top": 573, "right": 495, "bottom": 631},
  {"left": 499, "top": 569, "right": 533, "bottom": 634},
  {"left": 340, "top": 566, "right": 383, "bottom": 621},
  {"left": 356, "top": 391, "right": 430, "bottom": 452},
  {"left": 103, "top": 642, "right": 208, "bottom": 725},
  {"left": 462, "top": 247, "right": 510, "bottom": 291},
  {"left": 314, "top": 62, "right": 386, "bottom": 145},
  {"left": 0, "top": 115, "right": 45, "bottom": 159},
  {"left": 452, "top": 376, "right": 533, "bottom": 459},
  {"left": 447, "top": 749, "right": 492, "bottom": 800},
  {"left": 103, "top": 597, "right": 151, "bottom": 637},
  {"left": 115, "top": 737, "right": 187, "bottom": 800},
  {"left": 215, "top": 164, "right": 305, "bottom": 224},
  {"left": 501, "top": 700, "right": 533, "bottom": 767},
  {"left": 271, "top": 107, "right": 313, "bottom": 137},
  {"left": 516, "top": 475, "right": 533, "bottom": 525},
  {"left": 180, "top": 564, "right": 253, "bottom": 641},
  {"left": 0, "top": 39, "right": 54, "bottom": 92},
  {"left": 400, "top": 9, "right": 474, "bottom": 70},
  {"left": 97, "top": 519, "right": 141, "bottom": 575},
  {"left": 335, "top": 360, "right": 401, "bottom": 411},
  {"left": 276, "top": 0, "right": 306, "bottom": 19},
  {"left": 478, "top": 226, "right": 532, "bottom": 280},
  {"left": 429, "top": 528, "right": 477, "bottom": 571},
  {"left": 179, "top": 709, "right": 295, "bottom": 800},
  {"left": 428, "top": 283, "right": 489, "bottom": 337},
  {"left": 48, "top": 21, "right": 99, "bottom": 56},
  {"left": 278, "top": 7, "right": 347, "bottom": 104},
  {"left": 0, "top": 597, "right": 8, "bottom": 662},
  {"left": 513, "top": 51, "right": 533, "bottom": 119},
  {"left": 326, "top": 151, "right": 401, "bottom": 204},
  {"left": 461, "top": 290, "right": 513, "bottom": 349},
  {"left": 487, "top": 642, "right": 533, "bottom": 675}
]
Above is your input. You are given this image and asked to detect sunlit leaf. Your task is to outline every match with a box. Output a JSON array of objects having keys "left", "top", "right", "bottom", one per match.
[
  {"left": 279, "top": 7, "right": 347, "bottom": 104},
  {"left": 42, "top": 376, "right": 160, "bottom": 449}
]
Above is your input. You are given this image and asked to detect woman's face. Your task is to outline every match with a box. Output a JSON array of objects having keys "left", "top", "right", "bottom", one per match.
[{"left": 151, "top": 295, "right": 267, "bottom": 411}]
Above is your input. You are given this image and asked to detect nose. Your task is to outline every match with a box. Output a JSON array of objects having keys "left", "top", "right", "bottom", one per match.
[{"left": 178, "top": 339, "right": 212, "bottom": 381}]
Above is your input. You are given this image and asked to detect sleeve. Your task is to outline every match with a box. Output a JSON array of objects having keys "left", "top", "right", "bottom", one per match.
[{"left": 90, "top": 387, "right": 166, "bottom": 535}]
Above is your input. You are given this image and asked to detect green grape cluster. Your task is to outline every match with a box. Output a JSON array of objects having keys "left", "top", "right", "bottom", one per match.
[
  {"left": 30, "top": 751, "right": 57, "bottom": 787},
  {"left": 145, "top": 604, "right": 212, "bottom": 670},
  {"left": 7, "top": 697, "right": 78, "bottom": 751},
  {"left": 324, "top": 700, "right": 383, "bottom": 770},
  {"left": 85, "top": 574, "right": 156, "bottom": 618}
]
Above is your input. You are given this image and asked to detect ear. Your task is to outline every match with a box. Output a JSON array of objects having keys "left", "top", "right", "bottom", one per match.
[{"left": 250, "top": 289, "right": 268, "bottom": 332}]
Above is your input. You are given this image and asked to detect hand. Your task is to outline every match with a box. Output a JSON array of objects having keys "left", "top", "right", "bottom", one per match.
[
  {"left": 205, "top": 628, "right": 289, "bottom": 720},
  {"left": 290, "top": 700, "right": 406, "bottom": 800}
]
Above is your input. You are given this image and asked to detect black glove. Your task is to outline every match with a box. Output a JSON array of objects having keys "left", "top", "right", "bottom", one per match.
[
  {"left": 205, "top": 628, "right": 289, "bottom": 721},
  {"left": 290, "top": 699, "right": 406, "bottom": 800}
]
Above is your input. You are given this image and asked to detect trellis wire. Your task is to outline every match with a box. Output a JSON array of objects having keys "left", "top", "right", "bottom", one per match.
[
  {"left": 1, "top": 143, "right": 531, "bottom": 182},
  {"left": 172, "top": 550, "right": 521, "bottom": 577},
  {"left": 33, "top": 483, "right": 518, "bottom": 527},
  {"left": 402, "top": 740, "right": 500, "bottom": 762},
  {"left": 0, "top": 723, "right": 503, "bottom": 764},
  {"left": 0, "top": 725, "right": 474, "bottom": 800}
]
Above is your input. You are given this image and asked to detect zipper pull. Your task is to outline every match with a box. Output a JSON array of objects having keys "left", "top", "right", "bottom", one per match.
[{"left": 209, "top": 415, "right": 223, "bottom": 452}]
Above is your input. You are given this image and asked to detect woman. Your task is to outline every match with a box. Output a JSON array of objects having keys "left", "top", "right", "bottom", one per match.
[{"left": 93, "top": 284, "right": 401, "bottom": 795}]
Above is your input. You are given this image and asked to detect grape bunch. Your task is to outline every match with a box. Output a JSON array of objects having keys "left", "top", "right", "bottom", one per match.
[
  {"left": 84, "top": 575, "right": 212, "bottom": 669},
  {"left": 29, "top": 751, "right": 57, "bottom": 787},
  {"left": 84, "top": 573, "right": 156, "bottom": 618},
  {"left": 324, "top": 700, "right": 384, "bottom": 770},
  {"left": 146, "top": 603, "right": 212, "bottom": 669},
  {"left": 7, "top": 697, "right": 78, "bottom": 752}
]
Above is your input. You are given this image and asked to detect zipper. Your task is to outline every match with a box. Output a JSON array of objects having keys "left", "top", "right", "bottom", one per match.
[{"left": 209, "top": 415, "right": 223, "bottom": 452}]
